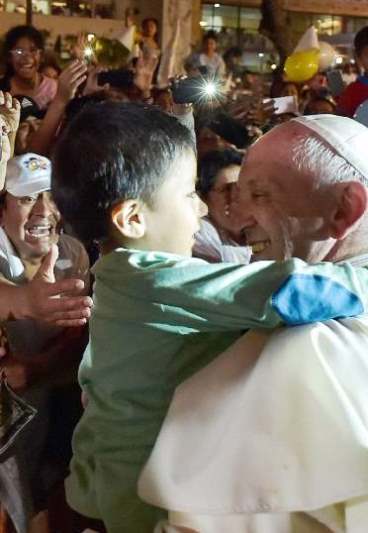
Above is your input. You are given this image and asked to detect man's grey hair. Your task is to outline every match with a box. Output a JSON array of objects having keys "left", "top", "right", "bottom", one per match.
[{"left": 291, "top": 134, "right": 368, "bottom": 188}]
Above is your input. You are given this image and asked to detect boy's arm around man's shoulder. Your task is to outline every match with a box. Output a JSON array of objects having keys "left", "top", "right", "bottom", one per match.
[{"left": 122, "top": 253, "right": 368, "bottom": 332}]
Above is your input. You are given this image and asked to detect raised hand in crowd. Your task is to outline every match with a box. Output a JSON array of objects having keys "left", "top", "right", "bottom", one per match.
[
  {"left": 71, "top": 32, "right": 96, "bottom": 64},
  {"left": 83, "top": 65, "right": 110, "bottom": 96},
  {"left": 0, "top": 244, "right": 93, "bottom": 327},
  {"left": 0, "top": 91, "right": 20, "bottom": 188},
  {"left": 230, "top": 96, "right": 275, "bottom": 127},
  {"left": 55, "top": 59, "right": 88, "bottom": 104},
  {"left": 0, "top": 91, "right": 20, "bottom": 155},
  {"left": 25, "top": 60, "right": 87, "bottom": 155}
]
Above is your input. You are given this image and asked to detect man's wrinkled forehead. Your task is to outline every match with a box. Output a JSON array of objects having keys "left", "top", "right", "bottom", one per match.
[{"left": 239, "top": 123, "right": 295, "bottom": 174}]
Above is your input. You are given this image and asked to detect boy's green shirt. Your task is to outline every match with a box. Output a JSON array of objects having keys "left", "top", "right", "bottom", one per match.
[{"left": 66, "top": 248, "right": 368, "bottom": 532}]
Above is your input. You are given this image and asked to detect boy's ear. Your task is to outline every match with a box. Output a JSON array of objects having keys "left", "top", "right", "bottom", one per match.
[{"left": 110, "top": 199, "right": 146, "bottom": 240}]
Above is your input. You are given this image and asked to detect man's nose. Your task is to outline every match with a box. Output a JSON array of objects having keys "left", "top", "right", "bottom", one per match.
[
  {"left": 230, "top": 186, "right": 257, "bottom": 227},
  {"left": 33, "top": 194, "right": 54, "bottom": 216}
]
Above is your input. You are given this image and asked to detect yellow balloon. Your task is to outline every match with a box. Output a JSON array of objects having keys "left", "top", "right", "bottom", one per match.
[{"left": 284, "top": 49, "right": 320, "bottom": 83}]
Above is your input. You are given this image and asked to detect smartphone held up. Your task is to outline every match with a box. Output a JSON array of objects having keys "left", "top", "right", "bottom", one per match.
[{"left": 171, "top": 76, "right": 226, "bottom": 106}]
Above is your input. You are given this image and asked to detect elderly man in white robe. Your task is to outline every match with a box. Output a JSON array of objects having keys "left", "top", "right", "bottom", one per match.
[{"left": 138, "top": 115, "right": 368, "bottom": 533}]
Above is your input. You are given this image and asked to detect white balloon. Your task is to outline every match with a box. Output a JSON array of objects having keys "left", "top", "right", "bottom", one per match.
[{"left": 319, "top": 41, "right": 338, "bottom": 70}]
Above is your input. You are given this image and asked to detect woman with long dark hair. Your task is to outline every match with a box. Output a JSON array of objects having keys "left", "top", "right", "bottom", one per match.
[{"left": 0, "top": 25, "right": 57, "bottom": 110}]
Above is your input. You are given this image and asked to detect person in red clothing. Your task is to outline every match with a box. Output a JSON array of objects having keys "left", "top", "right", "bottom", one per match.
[{"left": 338, "top": 26, "right": 368, "bottom": 117}]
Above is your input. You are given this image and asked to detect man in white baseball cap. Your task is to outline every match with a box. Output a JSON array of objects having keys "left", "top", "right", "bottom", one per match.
[
  {"left": 0, "top": 93, "right": 93, "bottom": 325},
  {"left": 138, "top": 115, "right": 368, "bottom": 533},
  {"left": 0, "top": 153, "right": 90, "bottom": 533},
  {"left": 1, "top": 153, "right": 58, "bottom": 276}
]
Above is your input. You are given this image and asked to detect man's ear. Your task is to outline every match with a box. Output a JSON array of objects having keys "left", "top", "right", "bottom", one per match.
[
  {"left": 110, "top": 199, "right": 146, "bottom": 240},
  {"left": 329, "top": 181, "right": 368, "bottom": 239}
]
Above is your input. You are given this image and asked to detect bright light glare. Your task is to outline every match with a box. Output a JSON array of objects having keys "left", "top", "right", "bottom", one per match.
[
  {"left": 214, "top": 3, "right": 220, "bottom": 7},
  {"left": 336, "top": 56, "right": 343, "bottom": 64},
  {"left": 271, "top": 63, "right": 277, "bottom": 70},
  {"left": 87, "top": 33, "right": 95, "bottom": 42},
  {"left": 203, "top": 82, "right": 217, "bottom": 96},
  {"left": 258, "top": 52, "right": 264, "bottom": 58},
  {"left": 84, "top": 47, "right": 93, "bottom": 57},
  {"left": 196, "top": 77, "right": 223, "bottom": 105},
  {"left": 199, "top": 21, "right": 208, "bottom": 27}
]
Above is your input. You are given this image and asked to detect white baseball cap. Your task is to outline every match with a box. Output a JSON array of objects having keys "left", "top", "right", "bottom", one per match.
[
  {"left": 292, "top": 114, "right": 368, "bottom": 180},
  {"left": 5, "top": 153, "right": 51, "bottom": 197}
]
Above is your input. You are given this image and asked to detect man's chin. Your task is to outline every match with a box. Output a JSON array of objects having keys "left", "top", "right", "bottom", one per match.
[{"left": 22, "top": 236, "right": 59, "bottom": 260}]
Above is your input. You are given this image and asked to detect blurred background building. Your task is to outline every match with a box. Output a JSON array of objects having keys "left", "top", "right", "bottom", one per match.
[{"left": 0, "top": 0, "right": 366, "bottom": 69}]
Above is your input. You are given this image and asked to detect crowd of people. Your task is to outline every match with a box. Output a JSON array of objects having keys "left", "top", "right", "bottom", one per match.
[{"left": 0, "top": 18, "right": 368, "bottom": 533}]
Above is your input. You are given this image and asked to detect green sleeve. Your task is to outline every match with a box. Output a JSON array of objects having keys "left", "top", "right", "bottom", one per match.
[{"left": 97, "top": 252, "right": 368, "bottom": 333}]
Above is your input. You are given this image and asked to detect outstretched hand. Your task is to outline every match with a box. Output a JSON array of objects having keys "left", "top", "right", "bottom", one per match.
[{"left": 18, "top": 244, "right": 93, "bottom": 327}]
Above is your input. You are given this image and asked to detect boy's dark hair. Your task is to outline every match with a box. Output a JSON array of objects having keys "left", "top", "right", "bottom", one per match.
[
  {"left": 52, "top": 101, "right": 195, "bottom": 244},
  {"left": 354, "top": 26, "right": 368, "bottom": 57},
  {"left": 197, "top": 148, "right": 243, "bottom": 197},
  {"left": 3, "top": 25, "right": 45, "bottom": 78},
  {"left": 62, "top": 90, "right": 124, "bottom": 131}
]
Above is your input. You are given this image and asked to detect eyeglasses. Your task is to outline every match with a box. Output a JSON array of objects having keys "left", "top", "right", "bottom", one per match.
[{"left": 10, "top": 47, "right": 40, "bottom": 58}]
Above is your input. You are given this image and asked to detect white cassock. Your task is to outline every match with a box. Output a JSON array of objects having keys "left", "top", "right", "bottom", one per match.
[{"left": 138, "top": 317, "right": 368, "bottom": 533}]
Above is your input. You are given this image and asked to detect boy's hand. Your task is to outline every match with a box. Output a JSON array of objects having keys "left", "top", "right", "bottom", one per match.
[{"left": 15, "top": 245, "right": 93, "bottom": 326}]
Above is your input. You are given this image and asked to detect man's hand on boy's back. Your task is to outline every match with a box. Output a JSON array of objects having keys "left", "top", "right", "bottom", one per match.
[{"left": 0, "top": 244, "right": 93, "bottom": 327}]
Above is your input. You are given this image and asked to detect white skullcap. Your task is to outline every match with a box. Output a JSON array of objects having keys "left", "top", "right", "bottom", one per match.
[
  {"left": 5, "top": 153, "right": 51, "bottom": 197},
  {"left": 292, "top": 114, "right": 368, "bottom": 180}
]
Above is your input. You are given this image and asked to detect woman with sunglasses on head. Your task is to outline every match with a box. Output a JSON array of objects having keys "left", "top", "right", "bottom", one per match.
[{"left": 0, "top": 25, "right": 57, "bottom": 111}]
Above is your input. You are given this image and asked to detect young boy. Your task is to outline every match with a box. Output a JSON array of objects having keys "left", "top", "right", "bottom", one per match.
[
  {"left": 338, "top": 25, "right": 368, "bottom": 117},
  {"left": 52, "top": 102, "right": 368, "bottom": 533}
]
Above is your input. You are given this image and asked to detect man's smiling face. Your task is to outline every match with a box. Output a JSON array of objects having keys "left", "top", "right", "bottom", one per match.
[
  {"left": 1, "top": 191, "right": 60, "bottom": 261},
  {"left": 234, "top": 123, "right": 339, "bottom": 263}
]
